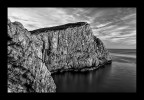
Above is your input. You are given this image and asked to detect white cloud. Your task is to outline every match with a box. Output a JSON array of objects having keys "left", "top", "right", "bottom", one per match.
[
  {"left": 8, "top": 8, "right": 78, "bottom": 30},
  {"left": 121, "top": 13, "right": 136, "bottom": 20},
  {"left": 8, "top": 8, "right": 136, "bottom": 48},
  {"left": 95, "top": 22, "right": 112, "bottom": 28}
]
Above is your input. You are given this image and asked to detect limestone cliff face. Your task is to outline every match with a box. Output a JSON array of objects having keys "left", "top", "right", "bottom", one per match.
[
  {"left": 8, "top": 19, "right": 56, "bottom": 93},
  {"left": 30, "top": 22, "right": 112, "bottom": 73},
  {"left": 7, "top": 19, "right": 112, "bottom": 93}
]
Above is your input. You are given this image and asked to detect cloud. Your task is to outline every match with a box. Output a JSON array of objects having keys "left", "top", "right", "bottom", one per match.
[
  {"left": 91, "top": 10, "right": 136, "bottom": 47},
  {"left": 8, "top": 8, "right": 79, "bottom": 30},
  {"left": 26, "top": 24, "right": 39, "bottom": 29},
  {"left": 121, "top": 13, "right": 136, "bottom": 20},
  {"left": 8, "top": 8, "right": 136, "bottom": 49}
]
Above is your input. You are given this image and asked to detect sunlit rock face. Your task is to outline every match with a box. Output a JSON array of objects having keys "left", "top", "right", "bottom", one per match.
[
  {"left": 30, "top": 22, "right": 112, "bottom": 73},
  {"left": 7, "top": 19, "right": 56, "bottom": 93}
]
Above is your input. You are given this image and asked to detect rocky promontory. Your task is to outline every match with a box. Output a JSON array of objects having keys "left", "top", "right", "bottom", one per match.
[
  {"left": 30, "top": 22, "right": 112, "bottom": 73},
  {"left": 8, "top": 19, "right": 112, "bottom": 93}
]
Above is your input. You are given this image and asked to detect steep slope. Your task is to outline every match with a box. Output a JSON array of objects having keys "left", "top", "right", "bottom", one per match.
[{"left": 8, "top": 19, "right": 56, "bottom": 93}]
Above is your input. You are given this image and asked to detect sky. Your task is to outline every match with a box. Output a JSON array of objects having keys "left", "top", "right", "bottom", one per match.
[{"left": 8, "top": 8, "right": 136, "bottom": 49}]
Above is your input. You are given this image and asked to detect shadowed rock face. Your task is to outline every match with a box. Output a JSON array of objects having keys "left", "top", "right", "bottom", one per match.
[
  {"left": 7, "top": 19, "right": 112, "bottom": 93},
  {"left": 8, "top": 19, "right": 56, "bottom": 93}
]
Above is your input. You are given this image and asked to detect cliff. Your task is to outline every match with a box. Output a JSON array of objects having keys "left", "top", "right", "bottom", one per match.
[
  {"left": 8, "top": 19, "right": 56, "bottom": 92},
  {"left": 7, "top": 19, "right": 112, "bottom": 93},
  {"left": 30, "top": 22, "right": 112, "bottom": 73}
]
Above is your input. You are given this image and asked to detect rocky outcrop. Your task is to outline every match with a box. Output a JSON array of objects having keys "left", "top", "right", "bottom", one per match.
[
  {"left": 7, "top": 19, "right": 112, "bottom": 93},
  {"left": 30, "top": 22, "right": 112, "bottom": 73},
  {"left": 8, "top": 19, "right": 56, "bottom": 93}
]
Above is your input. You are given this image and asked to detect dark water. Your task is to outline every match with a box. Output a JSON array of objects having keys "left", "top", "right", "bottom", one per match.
[{"left": 52, "top": 49, "right": 136, "bottom": 92}]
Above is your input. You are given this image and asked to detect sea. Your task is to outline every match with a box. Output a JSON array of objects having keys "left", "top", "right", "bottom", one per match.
[{"left": 52, "top": 49, "right": 136, "bottom": 92}]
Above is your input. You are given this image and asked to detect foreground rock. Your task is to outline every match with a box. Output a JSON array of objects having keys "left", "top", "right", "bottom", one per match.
[
  {"left": 8, "top": 19, "right": 56, "bottom": 93},
  {"left": 30, "top": 22, "right": 112, "bottom": 73}
]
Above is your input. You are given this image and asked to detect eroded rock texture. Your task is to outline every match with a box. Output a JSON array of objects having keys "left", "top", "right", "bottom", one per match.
[
  {"left": 30, "top": 22, "right": 112, "bottom": 73},
  {"left": 8, "top": 19, "right": 112, "bottom": 93},
  {"left": 8, "top": 19, "right": 56, "bottom": 93}
]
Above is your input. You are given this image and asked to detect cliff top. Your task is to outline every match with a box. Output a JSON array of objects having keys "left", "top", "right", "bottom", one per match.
[{"left": 30, "top": 22, "right": 89, "bottom": 34}]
